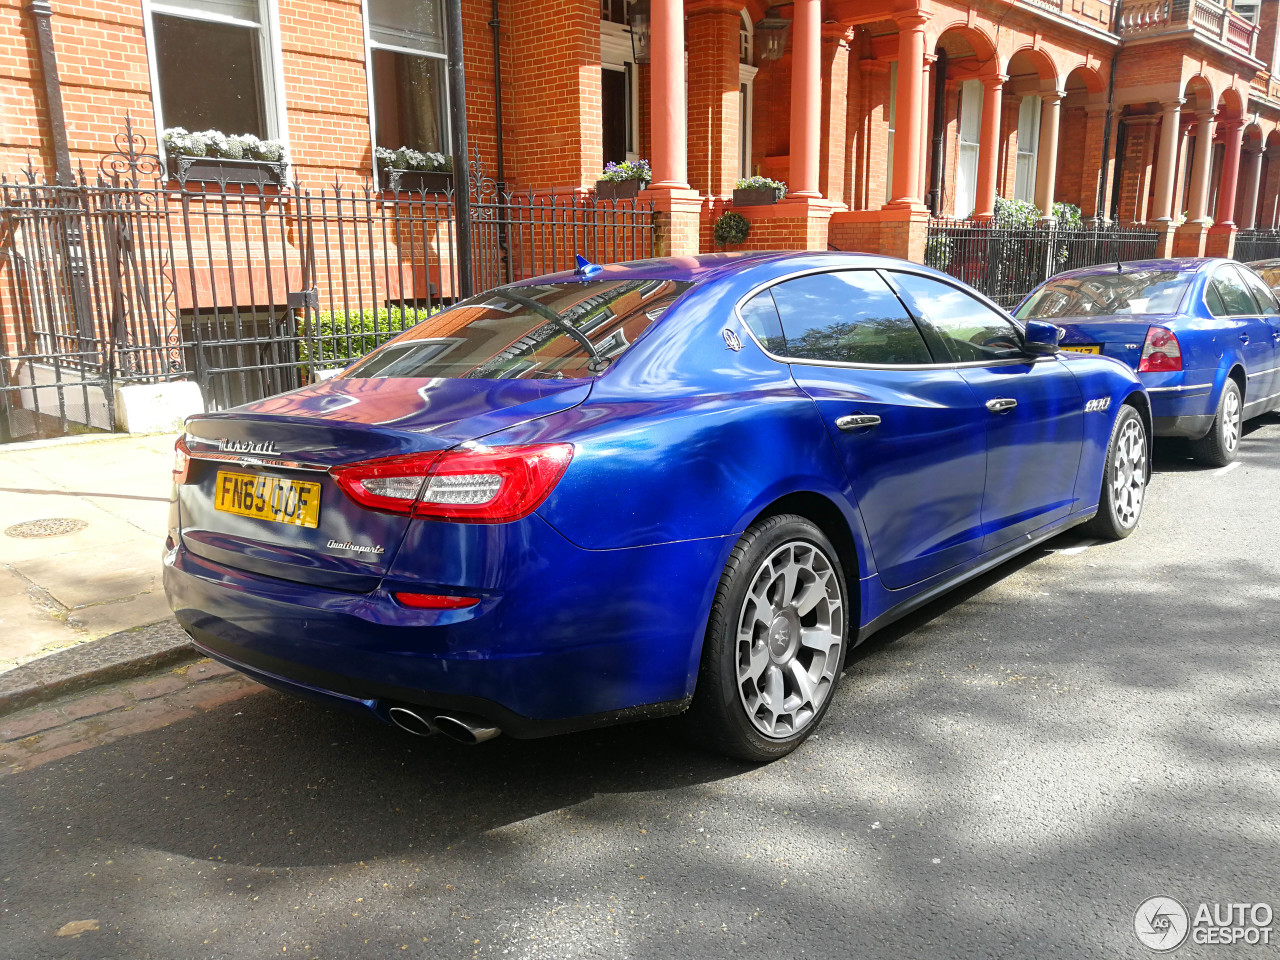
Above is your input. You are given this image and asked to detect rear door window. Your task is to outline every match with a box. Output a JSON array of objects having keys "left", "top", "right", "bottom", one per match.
[
  {"left": 343, "top": 279, "right": 693, "bottom": 380},
  {"left": 892, "top": 273, "right": 1024, "bottom": 362},
  {"left": 1207, "top": 267, "right": 1261, "bottom": 317},
  {"left": 765, "top": 270, "right": 933, "bottom": 365}
]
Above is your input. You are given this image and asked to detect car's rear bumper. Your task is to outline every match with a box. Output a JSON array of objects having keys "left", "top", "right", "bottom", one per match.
[{"left": 163, "top": 520, "right": 725, "bottom": 734}]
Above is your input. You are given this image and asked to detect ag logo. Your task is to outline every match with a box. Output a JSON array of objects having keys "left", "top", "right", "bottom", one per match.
[
  {"left": 1135, "top": 896, "right": 1190, "bottom": 952},
  {"left": 722, "top": 328, "right": 743, "bottom": 352}
]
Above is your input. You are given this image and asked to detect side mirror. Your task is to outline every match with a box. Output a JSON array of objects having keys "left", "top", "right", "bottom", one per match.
[{"left": 1023, "top": 320, "right": 1062, "bottom": 357}]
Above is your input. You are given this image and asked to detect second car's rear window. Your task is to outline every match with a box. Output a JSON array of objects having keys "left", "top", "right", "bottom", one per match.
[
  {"left": 343, "top": 279, "right": 693, "bottom": 380},
  {"left": 1016, "top": 270, "right": 1192, "bottom": 318}
]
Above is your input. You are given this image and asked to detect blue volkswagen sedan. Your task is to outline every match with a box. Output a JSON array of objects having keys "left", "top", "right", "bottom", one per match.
[
  {"left": 1016, "top": 258, "right": 1280, "bottom": 466},
  {"left": 164, "top": 252, "right": 1150, "bottom": 761}
]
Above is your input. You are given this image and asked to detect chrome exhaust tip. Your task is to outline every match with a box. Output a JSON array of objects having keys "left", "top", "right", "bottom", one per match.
[
  {"left": 433, "top": 714, "right": 501, "bottom": 745},
  {"left": 388, "top": 706, "right": 437, "bottom": 737}
]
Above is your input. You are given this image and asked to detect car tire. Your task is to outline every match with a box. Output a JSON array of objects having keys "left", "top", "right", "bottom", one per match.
[
  {"left": 687, "top": 514, "right": 848, "bottom": 762},
  {"left": 1084, "top": 403, "right": 1149, "bottom": 541},
  {"left": 1188, "top": 378, "right": 1243, "bottom": 467}
]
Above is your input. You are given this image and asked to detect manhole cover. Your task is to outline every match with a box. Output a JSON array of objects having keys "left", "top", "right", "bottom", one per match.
[{"left": 5, "top": 518, "right": 88, "bottom": 539}]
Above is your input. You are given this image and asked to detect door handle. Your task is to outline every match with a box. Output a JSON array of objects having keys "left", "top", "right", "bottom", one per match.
[
  {"left": 1240, "top": 333, "right": 1251, "bottom": 344},
  {"left": 985, "top": 397, "right": 1017, "bottom": 414},
  {"left": 835, "top": 414, "right": 881, "bottom": 432}
]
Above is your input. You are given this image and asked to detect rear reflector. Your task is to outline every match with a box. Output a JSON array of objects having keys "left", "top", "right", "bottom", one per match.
[
  {"left": 330, "top": 443, "right": 573, "bottom": 523},
  {"left": 173, "top": 436, "right": 193, "bottom": 484},
  {"left": 394, "top": 592, "right": 480, "bottom": 609},
  {"left": 1138, "top": 326, "right": 1182, "bottom": 372}
]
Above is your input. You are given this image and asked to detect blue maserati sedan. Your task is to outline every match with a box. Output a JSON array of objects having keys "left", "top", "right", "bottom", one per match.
[
  {"left": 165, "top": 252, "right": 1150, "bottom": 761},
  {"left": 1016, "top": 258, "right": 1280, "bottom": 466}
]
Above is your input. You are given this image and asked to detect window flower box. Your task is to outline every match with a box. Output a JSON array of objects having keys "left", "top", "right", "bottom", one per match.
[
  {"left": 382, "top": 168, "right": 454, "bottom": 194},
  {"left": 595, "top": 178, "right": 642, "bottom": 201},
  {"left": 168, "top": 155, "right": 287, "bottom": 187},
  {"left": 732, "top": 176, "right": 786, "bottom": 207}
]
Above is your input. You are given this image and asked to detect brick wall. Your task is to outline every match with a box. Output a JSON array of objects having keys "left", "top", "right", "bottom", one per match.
[{"left": 687, "top": 9, "right": 740, "bottom": 198}]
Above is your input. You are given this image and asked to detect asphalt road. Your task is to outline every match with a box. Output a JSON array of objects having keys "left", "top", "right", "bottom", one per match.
[{"left": 3, "top": 416, "right": 1280, "bottom": 960}]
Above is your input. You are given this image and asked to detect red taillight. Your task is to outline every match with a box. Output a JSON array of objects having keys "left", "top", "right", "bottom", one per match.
[
  {"left": 1137, "top": 326, "right": 1182, "bottom": 372},
  {"left": 393, "top": 592, "right": 480, "bottom": 609},
  {"left": 173, "top": 436, "right": 192, "bottom": 484},
  {"left": 330, "top": 443, "right": 573, "bottom": 523}
]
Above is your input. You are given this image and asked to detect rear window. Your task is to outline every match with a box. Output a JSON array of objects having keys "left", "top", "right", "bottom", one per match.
[
  {"left": 342, "top": 279, "right": 693, "bottom": 380},
  {"left": 1015, "top": 270, "right": 1192, "bottom": 319}
]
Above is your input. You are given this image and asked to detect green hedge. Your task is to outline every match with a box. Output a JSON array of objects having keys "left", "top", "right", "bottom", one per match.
[{"left": 300, "top": 306, "right": 436, "bottom": 365}]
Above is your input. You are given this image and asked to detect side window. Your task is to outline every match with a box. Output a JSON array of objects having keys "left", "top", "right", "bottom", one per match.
[
  {"left": 739, "top": 290, "right": 786, "bottom": 354},
  {"left": 1208, "top": 267, "right": 1260, "bottom": 317},
  {"left": 891, "top": 273, "right": 1024, "bottom": 362},
  {"left": 1235, "top": 266, "right": 1280, "bottom": 316},
  {"left": 767, "top": 271, "right": 932, "bottom": 365}
]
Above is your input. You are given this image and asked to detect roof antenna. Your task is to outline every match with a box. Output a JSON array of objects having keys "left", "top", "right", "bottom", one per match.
[
  {"left": 1117, "top": 261, "right": 1123, "bottom": 273},
  {"left": 574, "top": 254, "right": 602, "bottom": 278}
]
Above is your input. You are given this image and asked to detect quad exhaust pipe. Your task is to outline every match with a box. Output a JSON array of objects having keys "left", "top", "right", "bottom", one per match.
[{"left": 387, "top": 706, "right": 501, "bottom": 744}]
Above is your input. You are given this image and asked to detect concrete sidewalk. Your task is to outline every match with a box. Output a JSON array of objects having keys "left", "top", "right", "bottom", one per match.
[{"left": 0, "top": 432, "right": 179, "bottom": 673}]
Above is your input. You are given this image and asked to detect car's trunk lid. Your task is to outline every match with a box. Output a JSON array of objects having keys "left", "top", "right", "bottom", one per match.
[
  {"left": 1052, "top": 315, "right": 1176, "bottom": 368},
  {"left": 179, "top": 377, "right": 590, "bottom": 587}
]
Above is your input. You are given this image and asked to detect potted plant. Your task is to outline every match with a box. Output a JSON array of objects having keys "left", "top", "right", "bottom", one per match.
[
  {"left": 163, "top": 128, "right": 288, "bottom": 186},
  {"left": 376, "top": 147, "right": 454, "bottom": 193},
  {"left": 595, "top": 159, "right": 651, "bottom": 200},
  {"left": 732, "top": 175, "right": 787, "bottom": 207}
]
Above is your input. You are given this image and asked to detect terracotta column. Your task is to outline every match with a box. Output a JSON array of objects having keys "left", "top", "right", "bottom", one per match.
[
  {"left": 918, "top": 54, "right": 933, "bottom": 203},
  {"left": 888, "top": 12, "right": 928, "bottom": 208},
  {"left": 650, "top": 0, "right": 688, "bottom": 190},
  {"left": 973, "top": 73, "right": 1005, "bottom": 218},
  {"left": 1151, "top": 99, "right": 1183, "bottom": 221},
  {"left": 1214, "top": 119, "right": 1244, "bottom": 227},
  {"left": 1034, "top": 91, "right": 1063, "bottom": 219},
  {"left": 1186, "top": 111, "right": 1216, "bottom": 223},
  {"left": 1172, "top": 121, "right": 1192, "bottom": 221},
  {"left": 686, "top": 9, "right": 741, "bottom": 198},
  {"left": 819, "top": 26, "right": 853, "bottom": 206},
  {"left": 789, "top": 0, "right": 822, "bottom": 198},
  {"left": 1240, "top": 146, "right": 1263, "bottom": 229}
]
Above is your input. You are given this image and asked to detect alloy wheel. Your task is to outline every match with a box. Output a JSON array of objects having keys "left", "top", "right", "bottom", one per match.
[
  {"left": 735, "top": 540, "right": 844, "bottom": 739},
  {"left": 1222, "top": 387, "right": 1242, "bottom": 453},
  {"left": 1111, "top": 417, "right": 1147, "bottom": 529}
]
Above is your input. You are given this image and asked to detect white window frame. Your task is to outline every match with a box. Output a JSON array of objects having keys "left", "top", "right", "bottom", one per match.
[
  {"left": 1014, "top": 94, "right": 1042, "bottom": 203},
  {"left": 361, "top": 0, "right": 451, "bottom": 190},
  {"left": 955, "top": 79, "right": 983, "bottom": 218},
  {"left": 601, "top": 20, "right": 639, "bottom": 163},
  {"left": 142, "top": 0, "right": 290, "bottom": 163},
  {"left": 739, "top": 11, "right": 757, "bottom": 180}
]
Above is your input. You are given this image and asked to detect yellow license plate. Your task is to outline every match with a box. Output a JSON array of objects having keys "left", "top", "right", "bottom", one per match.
[
  {"left": 1061, "top": 345, "right": 1101, "bottom": 355},
  {"left": 214, "top": 471, "right": 321, "bottom": 528}
]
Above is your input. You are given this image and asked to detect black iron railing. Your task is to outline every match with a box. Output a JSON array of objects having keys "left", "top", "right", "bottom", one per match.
[
  {"left": 0, "top": 123, "right": 654, "bottom": 441},
  {"left": 924, "top": 219, "right": 1162, "bottom": 309},
  {"left": 1233, "top": 230, "right": 1280, "bottom": 264}
]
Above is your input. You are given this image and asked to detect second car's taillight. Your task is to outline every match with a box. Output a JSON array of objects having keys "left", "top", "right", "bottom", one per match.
[
  {"left": 330, "top": 443, "right": 573, "bottom": 523},
  {"left": 1137, "top": 326, "right": 1182, "bottom": 372}
]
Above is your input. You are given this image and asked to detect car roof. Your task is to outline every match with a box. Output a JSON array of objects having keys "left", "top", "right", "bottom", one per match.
[
  {"left": 1043, "top": 257, "right": 1230, "bottom": 282},
  {"left": 515, "top": 250, "right": 951, "bottom": 287}
]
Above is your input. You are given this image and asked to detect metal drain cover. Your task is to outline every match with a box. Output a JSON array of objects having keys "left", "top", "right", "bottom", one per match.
[{"left": 5, "top": 518, "right": 88, "bottom": 539}]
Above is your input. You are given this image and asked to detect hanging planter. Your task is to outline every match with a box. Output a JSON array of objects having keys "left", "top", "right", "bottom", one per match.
[
  {"left": 162, "top": 128, "right": 288, "bottom": 187},
  {"left": 595, "top": 178, "right": 642, "bottom": 200},
  {"left": 382, "top": 169, "right": 454, "bottom": 194},
  {"left": 167, "top": 155, "right": 287, "bottom": 187},
  {"left": 732, "top": 176, "right": 787, "bottom": 207},
  {"left": 595, "top": 159, "right": 651, "bottom": 201}
]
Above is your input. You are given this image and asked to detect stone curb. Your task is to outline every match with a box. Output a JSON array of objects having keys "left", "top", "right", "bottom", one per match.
[{"left": 0, "top": 619, "right": 197, "bottom": 717}]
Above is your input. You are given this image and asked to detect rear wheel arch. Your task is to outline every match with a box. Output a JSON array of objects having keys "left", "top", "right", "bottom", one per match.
[
  {"left": 746, "top": 492, "right": 862, "bottom": 618},
  {"left": 1122, "top": 390, "right": 1153, "bottom": 468},
  {"left": 1227, "top": 363, "right": 1247, "bottom": 402}
]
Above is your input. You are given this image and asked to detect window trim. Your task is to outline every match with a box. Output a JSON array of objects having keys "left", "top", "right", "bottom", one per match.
[
  {"left": 732, "top": 266, "right": 1043, "bottom": 371},
  {"left": 142, "top": 0, "right": 290, "bottom": 162},
  {"left": 362, "top": 0, "right": 451, "bottom": 190}
]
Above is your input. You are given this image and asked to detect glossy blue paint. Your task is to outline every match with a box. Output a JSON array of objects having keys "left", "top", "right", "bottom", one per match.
[
  {"left": 1017, "top": 258, "right": 1280, "bottom": 436},
  {"left": 164, "top": 251, "right": 1147, "bottom": 737}
]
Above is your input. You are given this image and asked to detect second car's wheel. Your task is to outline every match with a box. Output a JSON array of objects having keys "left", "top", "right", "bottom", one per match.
[
  {"left": 1084, "top": 404, "right": 1148, "bottom": 541},
  {"left": 1189, "top": 378, "right": 1243, "bottom": 467},
  {"left": 687, "top": 514, "right": 848, "bottom": 762}
]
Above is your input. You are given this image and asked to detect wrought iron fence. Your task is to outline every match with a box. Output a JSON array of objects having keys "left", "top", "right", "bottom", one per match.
[
  {"left": 924, "top": 219, "right": 1162, "bottom": 309},
  {"left": 1233, "top": 229, "right": 1280, "bottom": 264},
  {"left": 0, "top": 122, "right": 655, "bottom": 441}
]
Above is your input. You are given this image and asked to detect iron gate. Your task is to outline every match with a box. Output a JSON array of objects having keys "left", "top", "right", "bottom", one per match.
[{"left": 0, "top": 122, "right": 655, "bottom": 442}]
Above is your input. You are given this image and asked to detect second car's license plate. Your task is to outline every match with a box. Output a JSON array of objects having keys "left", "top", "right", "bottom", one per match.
[
  {"left": 1061, "top": 344, "right": 1101, "bottom": 354},
  {"left": 214, "top": 471, "right": 321, "bottom": 528}
]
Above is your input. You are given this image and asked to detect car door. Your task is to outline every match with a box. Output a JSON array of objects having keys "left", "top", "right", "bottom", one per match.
[
  {"left": 887, "top": 271, "right": 1085, "bottom": 553},
  {"left": 1206, "top": 264, "right": 1275, "bottom": 413},
  {"left": 1231, "top": 264, "right": 1280, "bottom": 414},
  {"left": 740, "top": 269, "right": 987, "bottom": 590}
]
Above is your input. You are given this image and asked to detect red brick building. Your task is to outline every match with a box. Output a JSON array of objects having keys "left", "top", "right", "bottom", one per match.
[{"left": 4, "top": 0, "right": 1278, "bottom": 260}]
